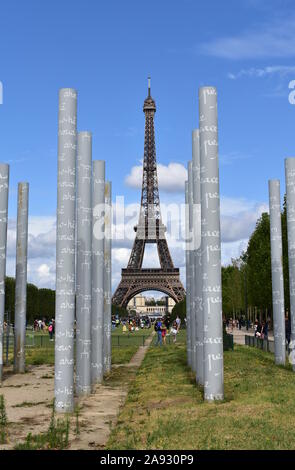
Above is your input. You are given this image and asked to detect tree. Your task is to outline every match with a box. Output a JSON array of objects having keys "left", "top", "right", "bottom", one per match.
[
  {"left": 222, "top": 261, "right": 244, "bottom": 318},
  {"left": 4, "top": 277, "right": 55, "bottom": 325},
  {"left": 245, "top": 212, "right": 272, "bottom": 317},
  {"left": 111, "top": 304, "right": 129, "bottom": 318},
  {"left": 5, "top": 277, "right": 15, "bottom": 322},
  {"left": 27, "top": 283, "right": 39, "bottom": 324},
  {"left": 38, "top": 288, "right": 55, "bottom": 319},
  {"left": 171, "top": 298, "right": 186, "bottom": 323}
]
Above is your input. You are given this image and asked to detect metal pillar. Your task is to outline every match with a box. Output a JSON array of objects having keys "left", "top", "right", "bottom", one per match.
[
  {"left": 55, "top": 88, "right": 77, "bottom": 412},
  {"left": 91, "top": 160, "right": 105, "bottom": 385},
  {"left": 285, "top": 158, "right": 295, "bottom": 370},
  {"left": 188, "top": 161, "right": 196, "bottom": 372},
  {"left": 269, "top": 180, "right": 286, "bottom": 365},
  {"left": 14, "top": 182, "right": 29, "bottom": 374},
  {"left": 199, "top": 86, "right": 224, "bottom": 401},
  {"left": 185, "top": 181, "right": 192, "bottom": 367},
  {"left": 0, "top": 164, "right": 9, "bottom": 383},
  {"left": 76, "top": 132, "right": 92, "bottom": 395},
  {"left": 104, "top": 181, "right": 112, "bottom": 374},
  {"left": 192, "top": 129, "right": 203, "bottom": 385}
]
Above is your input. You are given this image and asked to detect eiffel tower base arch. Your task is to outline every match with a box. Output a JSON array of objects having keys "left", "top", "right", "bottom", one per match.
[{"left": 112, "top": 268, "right": 185, "bottom": 308}]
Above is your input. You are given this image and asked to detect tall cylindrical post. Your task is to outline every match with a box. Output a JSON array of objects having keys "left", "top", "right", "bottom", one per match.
[
  {"left": 199, "top": 86, "right": 224, "bottom": 401},
  {"left": 55, "top": 88, "right": 77, "bottom": 412},
  {"left": 285, "top": 158, "right": 295, "bottom": 369},
  {"left": 192, "top": 129, "right": 203, "bottom": 385},
  {"left": 76, "top": 132, "right": 92, "bottom": 396},
  {"left": 269, "top": 180, "right": 286, "bottom": 365},
  {"left": 104, "top": 181, "right": 112, "bottom": 375},
  {"left": 14, "top": 182, "right": 29, "bottom": 374},
  {"left": 0, "top": 164, "right": 9, "bottom": 382},
  {"left": 188, "top": 161, "right": 196, "bottom": 372},
  {"left": 185, "top": 181, "right": 192, "bottom": 367},
  {"left": 91, "top": 160, "right": 105, "bottom": 385}
]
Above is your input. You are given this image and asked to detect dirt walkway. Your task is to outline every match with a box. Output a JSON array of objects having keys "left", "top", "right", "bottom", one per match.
[{"left": 0, "top": 333, "right": 154, "bottom": 450}]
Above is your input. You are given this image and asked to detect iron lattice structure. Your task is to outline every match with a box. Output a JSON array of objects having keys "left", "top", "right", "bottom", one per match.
[{"left": 112, "top": 80, "right": 185, "bottom": 308}]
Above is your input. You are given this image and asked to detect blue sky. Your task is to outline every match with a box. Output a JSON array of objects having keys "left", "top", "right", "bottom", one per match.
[{"left": 1, "top": 0, "right": 295, "bottom": 289}]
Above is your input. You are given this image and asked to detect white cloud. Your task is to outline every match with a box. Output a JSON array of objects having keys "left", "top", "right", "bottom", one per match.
[
  {"left": 221, "top": 239, "right": 249, "bottom": 265},
  {"left": 200, "top": 16, "right": 295, "bottom": 59},
  {"left": 7, "top": 216, "right": 56, "bottom": 289},
  {"left": 4, "top": 195, "right": 268, "bottom": 293},
  {"left": 125, "top": 162, "right": 187, "bottom": 193},
  {"left": 219, "top": 152, "right": 251, "bottom": 166},
  {"left": 228, "top": 65, "right": 295, "bottom": 80},
  {"left": 221, "top": 198, "right": 268, "bottom": 243}
]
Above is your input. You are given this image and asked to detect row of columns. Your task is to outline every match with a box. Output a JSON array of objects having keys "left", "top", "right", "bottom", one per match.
[
  {"left": 0, "top": 164, "right": 29, "bottom": 383},
  {"left": 269, "top": 160, "right": 295, "bottom": 369},
  {"left": 285, "top": 160, "right": 295, "bottom": 369},
  {"left": 186, "top": 88, "right": 295, "bottom": 390},
  {"left": 185, "top": 87, "right": 224, "bottom": 401},
  {"left": 55, "top": 88, "right": 112, "bottom": 412}
]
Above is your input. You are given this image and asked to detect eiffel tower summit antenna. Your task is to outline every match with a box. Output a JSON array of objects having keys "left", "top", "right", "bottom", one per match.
[{"left": 112, "top": 81, "right": 185, "bottom": 308}]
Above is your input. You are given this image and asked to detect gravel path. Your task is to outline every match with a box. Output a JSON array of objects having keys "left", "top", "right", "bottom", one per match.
[{"left": 0, "top": 332, "right": 155, "bottom": 450}]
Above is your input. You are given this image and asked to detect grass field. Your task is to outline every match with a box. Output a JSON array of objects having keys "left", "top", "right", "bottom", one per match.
[
  {"left": 4, "top": 326, "right": 153, "bottom": 367},
  {"left": 4, "top": 325, "right": 152, "bottom": 349},
  {"left": 106, "top": 342, "right": 295, "bottom": 450}
]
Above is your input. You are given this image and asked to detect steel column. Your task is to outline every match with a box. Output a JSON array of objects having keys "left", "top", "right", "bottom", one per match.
[
  {"left": 91, "top": 160, "right": 105, "bottom": 385},
  {"left": 192, "top": 129, "right": 203, "bottom": 385},
  {"left": 285, "top": 158, "right": 295, "bottom": 370},
  {"left": 55, "top": 88, "right": 77, "bottom": 412},
  {"left": 188, "top": 161, "right": 196, "bottom": 372},
  {"left": 0, "top": 164, "right": 9, "bottom": 382},
  {"left": 185, "top": 181, "right": 192, "bottom": 367},
  {"left": 199, "top": 86, "right": 224, "bottom": 401},
  {"left": 269, "top": 180, "right": 286, "bottom": 365},
  {"left": 104, "top": 181, "right": 112, "bottom": 375},
  {"left": 14, "top": 182, "right": 29, "bottom": 374},
  {"left": 76, "top": 131, "right": 92, "bottom": 395}
]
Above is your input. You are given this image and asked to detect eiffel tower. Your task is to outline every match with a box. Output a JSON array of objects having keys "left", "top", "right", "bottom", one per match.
[{"left": 112, "top": 79, "right": 185, "bottom": 308}]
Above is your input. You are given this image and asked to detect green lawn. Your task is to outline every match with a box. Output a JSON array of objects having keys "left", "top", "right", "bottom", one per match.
[
  {"left": 106, "top": 343, "right": 295, "bottom": 450},
  {"left": 4, "top": 326, "right": 153, "bottom": 367}
]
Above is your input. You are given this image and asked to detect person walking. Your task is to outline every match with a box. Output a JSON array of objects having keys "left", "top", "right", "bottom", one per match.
[
  {"left": 171, "top": 321, "right": 178, "bottom": 343},
  {"left": 155, "top": 318, "right": 162, "bottom": 346},
  {"left": 48, "top": 322, "right": 53, "bottom": 341},
  {"left": 256, "top": 321, "right": 262, "bottom": 338},
  {"left": 161, "top": 319, "right": 167, "bottom": 345},
  {"left": 254, "top": 319, "right": 258, "bottom": 337},
  {"left": 262, "top": 320, "right": 268, "bottom": 340},
  {"left": 176, "top": 315, "right": 181, "bottom": 331}
]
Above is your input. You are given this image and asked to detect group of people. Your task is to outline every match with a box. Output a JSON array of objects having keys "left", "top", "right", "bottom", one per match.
[
  {"left": 33, "top": 318, "right": 55, "bottom": 340},
  {"left": 226, "top": 314, "right": 292, "bottom": 345},
  {"left": 121, "top": 316, "right": 152, "bottom": 333},
  {"left": 154, "top": 315, "right": 181, "bottom": 346},
  {"left": 226, "top": 317, "right": 250, "bottom": 331}
]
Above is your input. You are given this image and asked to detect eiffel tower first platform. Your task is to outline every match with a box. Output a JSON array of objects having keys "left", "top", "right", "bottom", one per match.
[{"left": 112, "top": 79, "right": 186, "bottom": 308}]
